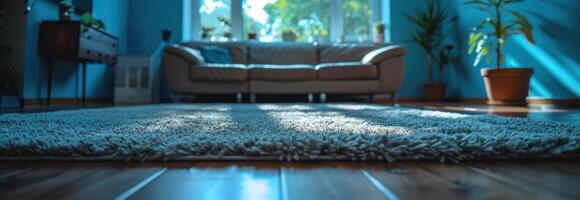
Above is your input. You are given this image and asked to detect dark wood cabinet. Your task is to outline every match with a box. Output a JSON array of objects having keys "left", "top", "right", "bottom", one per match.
[{"left": 38, "top": 21, "right": 118, "bottom": 107}]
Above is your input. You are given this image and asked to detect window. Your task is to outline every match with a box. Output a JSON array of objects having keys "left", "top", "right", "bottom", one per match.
[
  {"left": 243, "top": 0, "right": 331, "bottom": 42},
  {"left": 200, "top": 0, "right": 232, "bottom": 40},
  {"left": 192, "top": 0, "right": 383, "bottom": 42},
  {"left": 343, "top": 0, "right": 372, "bottom": 41}
]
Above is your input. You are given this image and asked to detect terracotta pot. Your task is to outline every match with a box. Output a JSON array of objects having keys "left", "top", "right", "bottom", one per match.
[
  {"left": 248, "top": 33, "right": 257, "bottom": 40},
  {"left": 423, "top": 83, "right": 446, "bottom": 102},
  {"left": 481, "top": 68, "right": 534, "bottom": 105}
]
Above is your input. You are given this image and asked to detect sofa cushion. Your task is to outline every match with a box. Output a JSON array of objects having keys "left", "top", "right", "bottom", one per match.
[
  {"left": 316, "top": 62, "right": 378, "bottom": 80},
  {"left": 189, "top": 64, "right": 247, "bottom": 81},
  {"left": 182, "top": 42, "right": 248, "bottom": 64},
  {"left": 199, "top": 45, "right": 234, "bottom": 64},
  {"left": 248, "top": 64, "right": 316, "bottom": 81},
  {"left": 318, "top": 43, "right": 381, "bottom": 63},
  {"left": 248, "top": 42, "right": 318, "bottom": 64}
]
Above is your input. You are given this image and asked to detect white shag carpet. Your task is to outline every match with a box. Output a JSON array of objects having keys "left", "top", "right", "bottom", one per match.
[{"left": 0, "top": 103, "right": 579, "bottom": 162}]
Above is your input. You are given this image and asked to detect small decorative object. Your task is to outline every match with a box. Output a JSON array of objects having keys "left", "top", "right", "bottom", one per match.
[
  {"left": 406, "top": 0, "right": 454, "bottom": 102},
  {"left": 58, "top": 1, "right": 74, "bottom": 21},
  {"left": 424, "top": 45, "right": 454, "bottom": 102},
  {"left": 201, "top": 25, "right": 214, "bottom": 40},
  {"left": 247, "top": 33, "right": 257, "bottom": 40},
  {"left": 281, "top": 28, "right": 298, "bottom": 42},
  {"left": 21, "top": 0, "right": 38, "bottom": 15},
  {"left": 374, "top": 21, "right": 385, "bottom": 44},
  {"left": 466, "top": 0, "right": 535, "bottom": 105},
  {"left": 80, "top": 12, "right": 106, "bottom": 30},
  {"left": 161, "top": 28, "right": 172, "bottom": 42}
]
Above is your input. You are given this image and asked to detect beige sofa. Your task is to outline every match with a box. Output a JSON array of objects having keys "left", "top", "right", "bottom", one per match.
[{"left": 161, "top": 42, "right": 405, "bottom": 103}]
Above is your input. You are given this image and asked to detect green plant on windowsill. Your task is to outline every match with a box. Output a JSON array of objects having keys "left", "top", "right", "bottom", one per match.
[
  {"left": 465, "top": 0, "right": 536, "bottom": 105},
  {"left": 281, "top": 28, "right": 298, "bottom": 42},
  {"left": 201, "top": 25, "right": 215, "bottom": 40}
]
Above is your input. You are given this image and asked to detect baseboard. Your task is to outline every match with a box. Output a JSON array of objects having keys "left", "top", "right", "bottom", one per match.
[
  {"left": 24, "top": 97, "right": 113, "bottom": 106},
  {"left": 527, "top": 98, "right": 580, "bottom": 108},
  {"left": 20, "top": 96, "right": 578, "bottom": 108}
]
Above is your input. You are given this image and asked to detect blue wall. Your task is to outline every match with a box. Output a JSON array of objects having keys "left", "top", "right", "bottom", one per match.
[
  {"left": 4, "top": 0, "right": 577, "bottom": 109},
  {"left": 388, "top": 0, "right": 429, "bottom": 98},
  {"left": 19, "top": 0, "right": 129, "bottom": 102},
  {"left": 446, "top": 0, "right": 580, "bottom": 99},
  {"left": 128, "top": 0, "right": 184, "bottom": 55}
]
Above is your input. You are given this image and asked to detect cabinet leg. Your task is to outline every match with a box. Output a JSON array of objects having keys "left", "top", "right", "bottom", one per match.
[
  {"left": 308, "top": 93, "right": 314, "bottom": 103},
  {"left": 82, "top": 62, "right": 87, "bottom": 107},
  {"left": 46, "top": 61, "right": 54, "bottom": 108},
  {"left": 389, "top": 93, "right": 397, "bottom": 105}
]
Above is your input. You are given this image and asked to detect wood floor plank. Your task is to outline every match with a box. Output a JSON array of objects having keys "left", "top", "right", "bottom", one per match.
[
  {"left": 128, "top": 166, "right": 280, "bottom": 200},
  {"left": 420, "top": 163, "right": 537, "bottom": 199},
  {"left": 0, "top": 168, "right": 30, "bottom": 180},
  {"left": 0, "top": 167, "right": 97, "bottom": 200},
  {"left": 61, "top": 167, "right": 165, "bottom": 200},
  {"left": 365, "top": 163, "right": 474, "bottom": 200},
  {"left": 467, "top": 161, "right": 580, "bottom": 199},
  {"left": 283, "top": 166, "right": 388, "bottom": 200}
]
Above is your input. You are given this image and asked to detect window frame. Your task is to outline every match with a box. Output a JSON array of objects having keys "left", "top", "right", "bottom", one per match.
[{"left": 189, "top": 0, "right": 385, "bottom": 42}]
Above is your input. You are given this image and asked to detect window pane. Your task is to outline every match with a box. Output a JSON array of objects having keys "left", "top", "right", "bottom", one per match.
[
  {"left": 243, "top": 0, "right": 331, "bottom": 42},
  {"left": 200, "top": 0, "right": 232, "bottom": 40},
  {"left": 344, "top": 0, "right": 371, "bottom": 40}
]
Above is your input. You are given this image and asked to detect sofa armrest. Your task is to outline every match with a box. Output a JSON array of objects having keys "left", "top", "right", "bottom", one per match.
[
  {"left": 361, "top": 45, "right": 405, "bottom": 64},
  {"left": 361, "top": 45, "right": 406, "bottom": 93},
  {"left": 164, "top": 45, "right": 205, "bottom": 65}
]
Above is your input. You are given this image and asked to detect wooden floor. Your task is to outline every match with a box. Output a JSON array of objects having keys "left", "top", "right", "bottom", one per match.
[
  {"left": 1, "top": 161, "right": 579, "bottom": 200},
  {"left": 1, "top": 102, "right": 579, "bottom": 200}
]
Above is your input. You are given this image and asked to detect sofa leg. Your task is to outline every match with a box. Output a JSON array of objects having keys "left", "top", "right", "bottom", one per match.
[
  {"left": 236, "top": 93, "right": 243, "bottom": 103},
  {"left": 389, "top": 93, "right": 397, "bottom": 105},
  {"left": 308, "top": 93, "right": 314, "bottom": 103},
  {"left": 250, "top": 93, "right": 257, "bottom": 103},
  {"left": 320, "top": 93, "right": 327, "bottom": 103},
  {"left": 369, "top": 94, "right": 374, "bottom": 103},
  {"left": 171, "top": 93, "right": 183, "bottom": 103}
]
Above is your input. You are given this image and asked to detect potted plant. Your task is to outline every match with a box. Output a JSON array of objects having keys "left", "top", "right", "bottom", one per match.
[
  {"left": 281, "top": 28, "right": 298, "bottom": 42},
  {"left": 406, "top": 0, "right": 452, "bottom": 102},
  {"left": 374, "top": 22, "right": 385, "bottom": 44},
  {"left": 425, "top": 45, "right": 455, "bottom": 101},
  {"left": 201, "top": 25, "right": 214, "bottom": 40},
  {"left": 247, "top": 24, "right": 258, "bottom": 40},
  {"left": 218, "top": 16, "right": 232, "bottom": 40},
  {"left": 466, "top": 0, "right": 535, "bottom": 105},
  {"left": 80, "top": 13, "right": 106, "bottom": 30},
  {"left": 58, "top": 1, "right": 74, "bottom": 21}
]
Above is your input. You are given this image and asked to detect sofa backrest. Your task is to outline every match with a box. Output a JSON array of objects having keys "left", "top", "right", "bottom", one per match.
[
  {"left": 182, "top": 41, "right": 249, "bottom": 64},
  {"left": 181, "top": 41, "right": 389, "bottom": 65},
  {"left": 247, "top": 42, "right": 318, "bottom": 65},
  {"left": 318, "top": 43, "right": 386, "bottom": 63}
]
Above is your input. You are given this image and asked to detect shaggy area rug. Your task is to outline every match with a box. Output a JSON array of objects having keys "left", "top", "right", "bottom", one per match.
[{"left": 0, "top": 104, "right": 578, "bottom": 162}]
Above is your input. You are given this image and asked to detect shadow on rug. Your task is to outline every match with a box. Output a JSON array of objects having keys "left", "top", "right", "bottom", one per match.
[{"left": 1, "top": 104, "right": 579, "bottom": 162}]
